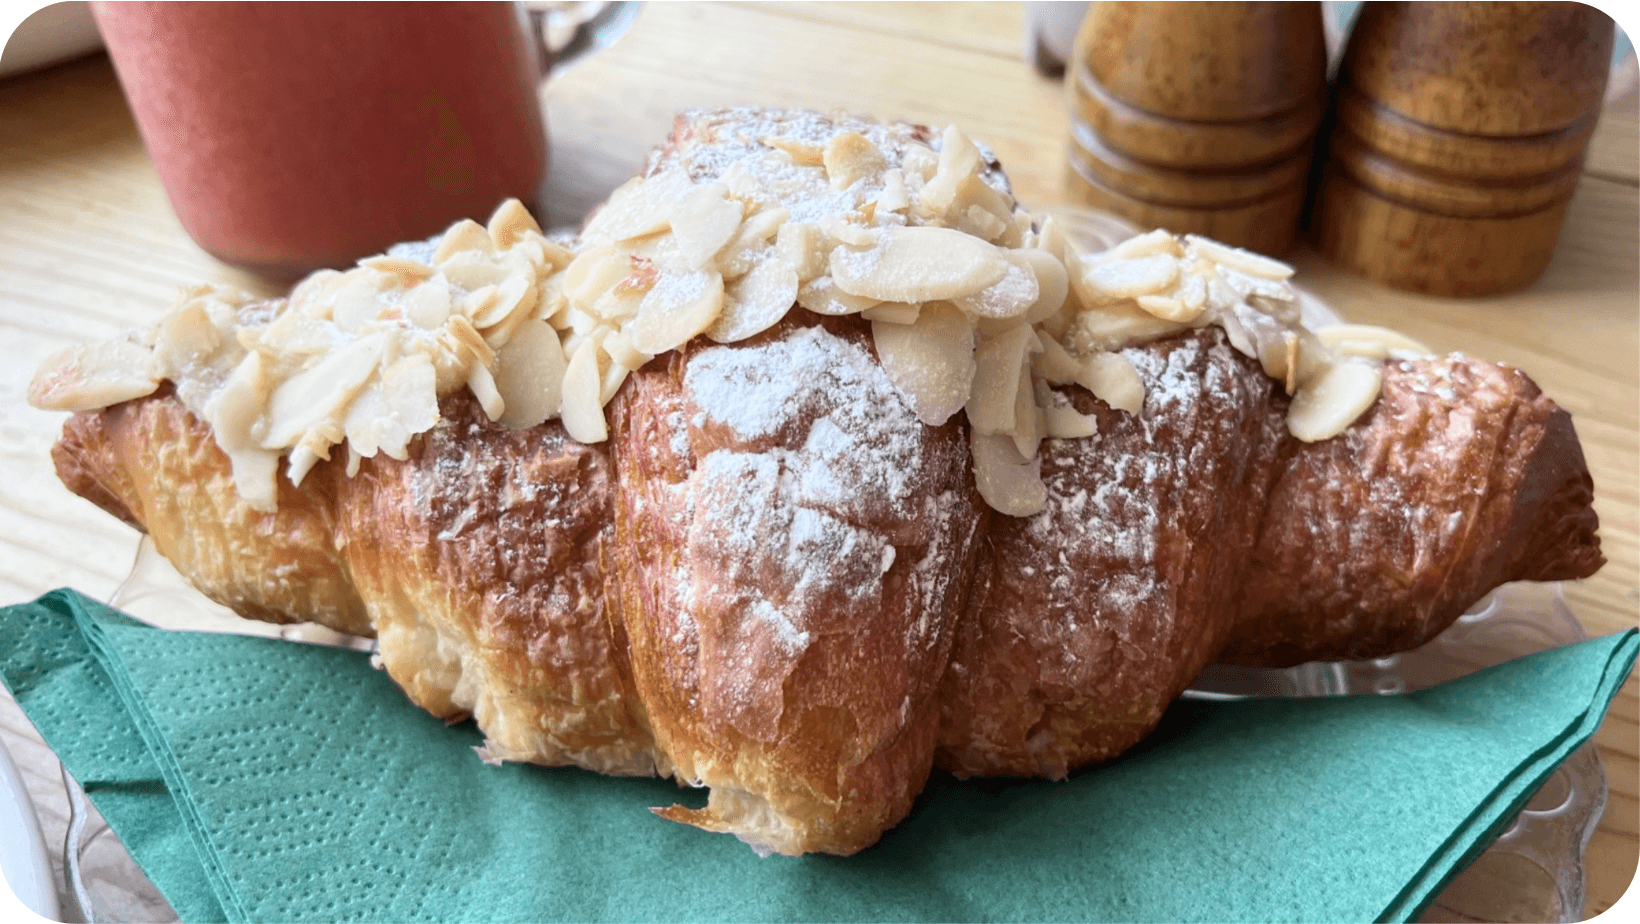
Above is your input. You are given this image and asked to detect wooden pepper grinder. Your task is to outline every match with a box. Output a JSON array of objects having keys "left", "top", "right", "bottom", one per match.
[
  {"left": 1064, "top": 2, "right": 1329, "bottom": 254},
  {"left": 1313, "top": 2, "right": 1614, "bottom": 296}
]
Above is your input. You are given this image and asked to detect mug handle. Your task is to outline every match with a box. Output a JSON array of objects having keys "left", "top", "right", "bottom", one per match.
[{"left": 522, "top": 1, "right": 643, "bottom": 77}]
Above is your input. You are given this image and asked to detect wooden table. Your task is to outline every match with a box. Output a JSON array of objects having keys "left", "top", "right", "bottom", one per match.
[{"left": 0, "top": 3, "right": 1633, "bottom": 919}]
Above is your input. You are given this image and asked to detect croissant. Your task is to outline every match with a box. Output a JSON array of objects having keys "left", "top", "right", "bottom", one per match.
[{"left": 33, "top": 109, "right": 1602, "bottom": 856}]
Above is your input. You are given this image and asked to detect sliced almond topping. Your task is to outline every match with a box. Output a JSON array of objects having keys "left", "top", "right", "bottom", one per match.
[
  {"left": 344, "top": 353, "right": 438, "bottom": 461},
  {"left": 599, "top": 360, "right": 629, "bottom": 405},
  {"left": 433, "top": 219, "right": 494, "bottom": 264},
  {"left": 1041, "top": 387, "right": 1098, "bottom": 439},
  {"left": 970, "top": 431, "right": 1046, "bottom": 517},
  {"left": 1314, "top": 324, "right": 1436, "bottom": 360},
  {"left": 1033, "top": 330, "right": 1081, "bottom": 384},
  {"left": 27, "top": 339, "right": 161, "bottom": 412},
  {"left": 1068, "top": 300, "right": 1188, "bottom": 353},
  {"left": 446, "top": 314, "right": 495, "bottom": 368},
  {"left": 918, "top": 124, "right": 986, "bottom": 215},
  {"left": 796, "top": 276, "right": 879, "bottom": 315},
  {"left": 823, "top": 131, "right": 886, "bottom": 190},
  {"left": 614, "top": 255, "right": 659, "bottom": 296},
  {"left": 331, "top": 272, "right": 388, "bottom": 332},
  {"left": 629, "top": 269, "right": 725, "bottom": 355},
  {"left": 1111, "top": 228, "right": 1182, "bottom": 260},
  {"left": 463, "top": 285, "right": 500, "bottom": 322},
  {"left": 360, "top": 255, "right": 435, "bottom": 284},
  {"left": 877, "top": 168, "right": 910, "bottom": 213},
  {"left": 760, "top": 135, "right": 824, "bottom": 165},
  {"left": 872, "top": 302, "right": 975, "bottom": 426},
  {"left": 559, "top": 337, "right": 608, "bottom": 442},
  {"left": 601, "top": 328, "right": 652, "bottom": 371},
  {"left": 967, "top": 322, "right": 1037, "bottom": 433},
  {"left": 953, "top": 253, "right": 1039, "bottom": 319},
  {"left": 860, "top": 302, "right": 921, "bottom": 324},
  {"left": 1185, "top": 234, "right": 1294, "bottom": 280},
  {"left": 1288, "top": 359, "right": 1381, "bottom": 442},
  {"left": 581, "top": 169, "right": 693, "bottom": 244},
  {"left": 1178, "top": 273, "right": 1208, "bottom": 312},
  {"left": 487, "top": 198, "right": 543, "bottom": 250},
  {"left": 958, "top": 204, "right": 1008, "bottom": 242},
  {"left": 1016, "top": 247, "right": 1069, "bottom": 325},
  {"left": 716, "top": 206, "right": 789, "bottom": 279},
  {"left": 564, "top": 244, "right": 633, "bottom": 307},
  {"left": 670, "top": 182, "right": 745, "bottom": 269},
  {"left": 485, "top": 318, "right": 564, "bottom": 429},
  {"left": 1010, "top": 364, "right": 1043, "bottom": 460},
  {"left": 466, "top": 359, "right": 505, "bottom": 421},
  {"left": 1081, "top": 253, "right": 1179, "bottom": 301},
  {"left": 708, "top": 257, "right": 799, "bottom": 343},
  {"left": 776, "top": 221, "right": 828, "bottom": 279},
  {"left": 1135, "top": 292, "right": 1202, "bottom": 323},
  {"left": 405, "top": 280, "right": 454, "bottom": 329},
  {"left": 262, "top": 332, "right": 388, "bottom": 449},
  {"left": 437, "top": 250, "right": 511, "bottom": 291},
  {"left": 1075, "top": 351, "right": 1144, "bottom": 414},
  {"left": 830, "top": 225, "right": 1008, "bottom": 303},
  {"left": 471, "top": 273, "right": 534, "bottom": 330}
]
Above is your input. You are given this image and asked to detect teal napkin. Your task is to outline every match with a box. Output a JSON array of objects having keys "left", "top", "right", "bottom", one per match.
[{"left": 2, "top": 589, "right": 1634, "bottom": 923}]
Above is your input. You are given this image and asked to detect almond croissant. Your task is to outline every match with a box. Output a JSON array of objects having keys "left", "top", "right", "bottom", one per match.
[{"left": 36, "top": 109, "right": 1601, "bottom": 856}]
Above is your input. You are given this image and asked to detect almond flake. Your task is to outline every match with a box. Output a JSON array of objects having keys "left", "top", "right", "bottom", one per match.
[
  {"left": 829, "top": 225, "right": 1008, "bottom": 303},
  {"left": 822, "top": 131, "right": 886, "bottom": 190},
  {"left": 1111, "top": 228, "right": 1181, "bottom": 260},
  {"left": 872, "top": 302, "right": 975, "bottom": 425},
  {"left": 1033, "top": 331, "right": 1081, "bottom": 384},
  {"left": 27, "top": 340, "right": 160, "bottom": 412},
  {"left": 485, "top": 320, "right": 564, "bottom": 433},
  {"left": 1136, "top": 293, "right": 1201, "bottom": 323},
  {"left": 433, "top": 219, "right": 494, "bottom": 264},
  {"left": 614, "top": 256, "right": 659, "bottom": 295},
  {"left": 776, "top": 221, "right": 829, "bottom": 279},
  {"left": 1016, "top": 247, "right": 1069, "bottom": 324},
  {"left": 581, "top": 169, "right": 693, "bottom": 244},
  {"left": 970, "top": 431, "right": 1046, "bottom": 517},
  {"left": 559, "top": 337, "right": 608, "bottom": 442},
  {"left": 360, "top": 255, "right": 434, "bottom": 283},
  {"left": 1185, "top": 234, "right": 1294, "bottom": 280},
  {"left": 760, "top": 135, "right": 824, "bottom": 165},
  {"left": 629, "top": 269, "right": 725, "bottom": 355},
  {"left": 860, "top": 302, "right": 921, "bottom": 324},
  {"left": 1288, "top": 359, "right": 1381, "bottom": 442},
  {"left": 796, "top": 276, "right": 879, "bottom": 315},
  {"left": 1315, "top": 324, "right": 1435, "bottom": 361},
  {"left": 1082, "top": 253, "right": 1179, "bottom": 301},
  {"left": 406, "top": 281, "right": 454, "bottom": 329},
  {"left": 670, "top": 182, "right": 745, "bottom": 269},
  {"left": 967, "top": 322, "right": 1037, "bottom": 433},
  {"left": 466, "top": 359, "right": 505, "bottom": 421},
  {"left": 262, "top": 332, "right": 388, "bottom": 449},
  {"left": 952, "top": 254, "right": 1039, "bottom": 319},
  {"left": 707, "top": 257, "right": 799, "bottom": 343},
  {"left": 488, "top": 198, "right": 543, "bottom": 250},
  {"left": 1075, "top": 351, "right": 1144, "bottom": 414}
]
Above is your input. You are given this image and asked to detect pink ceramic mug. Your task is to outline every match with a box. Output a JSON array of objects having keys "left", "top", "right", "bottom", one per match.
[{"left": 94, "top": 2, "right": 562, "bottom": 278}]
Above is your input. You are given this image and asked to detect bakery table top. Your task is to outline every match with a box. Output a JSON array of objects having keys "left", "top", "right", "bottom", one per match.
[{"left": 0, "top": 2, "right": 1634, "bottom": 920}]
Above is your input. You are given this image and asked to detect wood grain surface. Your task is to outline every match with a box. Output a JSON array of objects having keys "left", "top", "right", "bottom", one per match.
[{"left": 0, "top": 2, "right": 1634, "bottom": 919}]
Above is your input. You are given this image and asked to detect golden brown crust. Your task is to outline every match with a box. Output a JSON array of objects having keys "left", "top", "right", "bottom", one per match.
[
  {"left": 1220, "top": 356, "right": 1604, "bottom": 666},
  {"left": 936, "top": 330, "right": 1285, "bottom": 779},
  {"left": 609, "top": 312, "right": 985, "bottom": 854}
]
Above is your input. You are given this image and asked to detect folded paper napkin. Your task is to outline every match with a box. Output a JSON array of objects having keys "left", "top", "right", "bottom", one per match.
[{"left": 1, "top": 590, "right": 1634, "bottom": 923}]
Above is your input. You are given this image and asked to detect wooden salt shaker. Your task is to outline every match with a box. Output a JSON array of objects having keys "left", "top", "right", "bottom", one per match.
[
  {"left": 1313, "top": 2, "right": 1613, "bottom": 296},
  {"left": 1064, "top": 2, "right": 1328, "bottom": 254}
]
